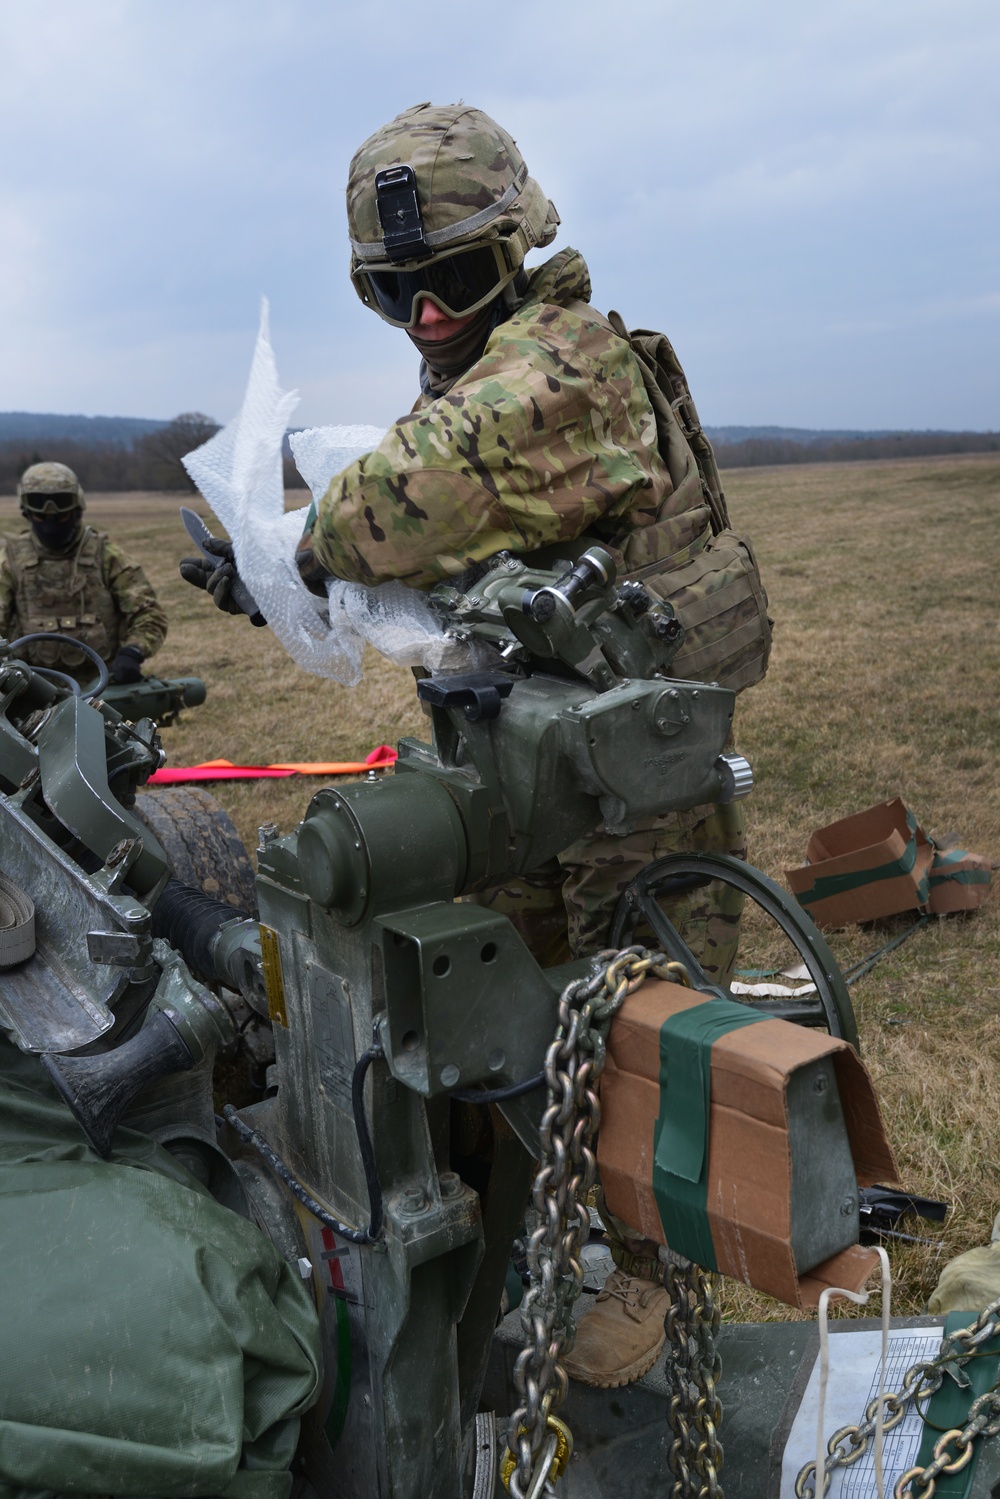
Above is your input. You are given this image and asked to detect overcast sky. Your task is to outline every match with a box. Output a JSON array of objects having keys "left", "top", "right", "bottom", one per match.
[{"left": 1, "top": 0, "right": 997, "bottom": 432}]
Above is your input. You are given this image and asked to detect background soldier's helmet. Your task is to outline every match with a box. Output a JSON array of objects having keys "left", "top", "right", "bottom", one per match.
[
  {"left": 17, "top": 461, "right": 86, "bottom": 517},
  {"left": 347, "top": 102, "right": 560, "bottom": 327}
]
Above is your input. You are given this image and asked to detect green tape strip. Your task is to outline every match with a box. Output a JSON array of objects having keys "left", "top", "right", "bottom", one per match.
[
  {"left": 933, "top": 848, "right": 973, "bottom": 868},
  {"left": 795, "top": 810, "right": 930, "bottom": 907},
  {"left": 324, "top": 1292, "right": 352, "bottom": 1450},
  {"left": 928, "top": 846, "right": 991, "bottom": 891},
  {"left": 652, "top": 997, "right": 767, "bottom": 1270},
  {"left": 911, "top": 1313, "right": 1000, "bottom": 1496}
]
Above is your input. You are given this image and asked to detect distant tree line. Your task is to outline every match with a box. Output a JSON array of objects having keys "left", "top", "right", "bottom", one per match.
[
  {"left": 2, "top": 414, "right": 996, "bottom": 494},
  {"left": 0, "top": 412, "right": 307, "bottom": 495},
  {"left": 710, "top": 429, "right": 999, "bottom": 469}
]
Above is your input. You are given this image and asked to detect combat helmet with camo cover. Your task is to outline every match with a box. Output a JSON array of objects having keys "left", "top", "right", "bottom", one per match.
[
  {"left": 17, "top": 462, "right": 86, "bottom": 517},
  {"left": 347, "top": 102, "right": 560, "bottom": 327}
]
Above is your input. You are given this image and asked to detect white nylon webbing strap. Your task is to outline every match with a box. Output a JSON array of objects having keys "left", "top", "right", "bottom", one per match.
[
  {"left": 814, "top": 1247, "right": 893, "bottom": 1498},
  {"left": 0, "top": 870, "right": 35, "bottom": 967}
]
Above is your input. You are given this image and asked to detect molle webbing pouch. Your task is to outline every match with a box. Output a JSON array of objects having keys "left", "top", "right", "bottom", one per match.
[
  {"left": 607, "top": 312, "right": 773, "bottom": 694},
  {"left": 598, "top": 979, "right": 896, "bottom": 1309},
  {"left": 7, "top": 529, "right": 117, "bottom": 672},
  {"left": 643, "top": 529, "right": 773, "bottom": 694},
  {"left": 608, "top": 312, "right": 729, "bottom": 537}
]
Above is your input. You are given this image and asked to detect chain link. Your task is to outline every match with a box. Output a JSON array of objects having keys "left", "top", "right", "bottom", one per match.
[
  {"left": 664, "top": 1257, "right": 725, "bottom": 1499},
  {"left": 795, "top": 1295, "right": 1000, "bottom": 1498},
  {"left": 504, "top": 947, "right": 693, "bottom": 1498},
  {"left": 892, "top": 1379, "right": 1000, "bottom": 1499}
]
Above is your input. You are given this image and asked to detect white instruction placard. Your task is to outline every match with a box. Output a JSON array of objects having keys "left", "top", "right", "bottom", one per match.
[{"left": 780, "top": 1326, "right": 943, "bottom": 1499}]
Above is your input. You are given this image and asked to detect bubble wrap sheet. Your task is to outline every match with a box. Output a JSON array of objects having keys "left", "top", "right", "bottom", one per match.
[{"left": 181, "top": 301, "right": 457, "bottom": 686}]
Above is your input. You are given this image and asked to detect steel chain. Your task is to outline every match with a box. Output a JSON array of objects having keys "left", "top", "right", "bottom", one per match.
[
  {"left": 664, "top": 1257, "right": 725, "bottom": 1499},
  {"left": 795, "top": 1294, "right": 1000, "bottom": 1498},
  {"left": 505, "top": 947, "right": 693, "bottom": 1498}
]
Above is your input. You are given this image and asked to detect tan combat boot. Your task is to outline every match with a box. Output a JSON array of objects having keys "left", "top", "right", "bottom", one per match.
[{"left": 562, "top": 1269, "right": 669, "bottom": 1388}]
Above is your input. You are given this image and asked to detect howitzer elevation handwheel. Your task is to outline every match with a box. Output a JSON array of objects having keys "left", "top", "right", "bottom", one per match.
[{"left": 609, "top": 852, "right": 859, "bottom": 1048}]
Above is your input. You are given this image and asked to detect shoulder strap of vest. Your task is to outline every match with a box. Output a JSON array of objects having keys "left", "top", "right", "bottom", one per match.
[
  {"left": 3, "top": 533, "right": 35, "bottom": 585},
  {"left": 78, "top": 525, "right": 104, "bottom": 557},
  {"left": 71, "top": 526, "right": 108, "bottom": 573},
  {"left": 608, "top": 310, "right": 730, "bottom": 536}
]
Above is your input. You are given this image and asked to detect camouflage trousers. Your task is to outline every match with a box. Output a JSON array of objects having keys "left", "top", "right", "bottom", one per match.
[
  {"left": 475, "top": 797, "right": 748, "bottom": 1286},
  {"left": 474, "top": 797, "right": 747, "bottom": 982}
]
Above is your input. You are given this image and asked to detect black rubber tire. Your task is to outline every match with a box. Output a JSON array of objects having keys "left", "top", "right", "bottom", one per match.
[{"left": 134, "top": 788, "right": 257, "bottom": 915}]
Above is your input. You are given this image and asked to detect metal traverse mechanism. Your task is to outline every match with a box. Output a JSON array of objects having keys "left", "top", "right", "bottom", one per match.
[
  {"left": 0, "top": 632, "right": 240, "bottom": 1149},
  {"left": 0, "top": 552, "right": 873, "bottom": 1498}
]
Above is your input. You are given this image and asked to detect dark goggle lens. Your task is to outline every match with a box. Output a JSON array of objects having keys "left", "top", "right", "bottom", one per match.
[
  {"left": 367, "top": 245, "right": 505, "bottom": 323},
  {"left": 22, "top": 492, "right": 78, "bottom": 516}
]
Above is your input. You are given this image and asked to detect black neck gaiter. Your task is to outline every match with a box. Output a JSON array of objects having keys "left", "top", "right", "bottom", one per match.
[{"left": 31, "top": 518, "right": 81, "bottom": 554}]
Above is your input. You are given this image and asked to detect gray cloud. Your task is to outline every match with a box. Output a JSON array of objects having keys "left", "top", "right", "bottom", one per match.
[{"left": 1, "top": 0, "right": 997, "bottom": 429}]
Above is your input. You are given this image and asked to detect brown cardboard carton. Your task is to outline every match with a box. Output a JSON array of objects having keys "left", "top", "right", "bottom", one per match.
[
  {"left": 928, "top": 847, "right": 993, "bottom": 914},
  {"left": 598, "top": 980, "right": 897, "bottom": 1309},
  {"left": 785, "top": 797, "right": 934, "bottom": 927}
]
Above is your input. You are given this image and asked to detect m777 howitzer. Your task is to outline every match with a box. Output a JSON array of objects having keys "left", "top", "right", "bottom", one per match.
[{"left": 0, "top": 549, "right": 900, "bottom": 1499}]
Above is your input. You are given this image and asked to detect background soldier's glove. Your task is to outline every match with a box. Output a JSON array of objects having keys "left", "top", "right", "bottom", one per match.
[
  {"left": 109, "top": 644, "right": 144, "bottom": 684},
  {"left": 179, "top": 538, "right": 267, "bottom": 626}
]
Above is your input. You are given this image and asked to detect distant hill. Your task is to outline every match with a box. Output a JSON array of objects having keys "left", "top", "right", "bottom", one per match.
[
  {"left": 704, "top": 425, "right": 902, "bottom": 446},
  {"left": 2, "top": 412, "right": 997, "bottom": 485},
  {"left": 0, "top": 411, "right": 307, "bottom": 495},
  {"left": 0, "top": 412, "right": 168, "bottom": 447},
  {"left": 705, "top": 427, "right": 999, "bottom": 467}
]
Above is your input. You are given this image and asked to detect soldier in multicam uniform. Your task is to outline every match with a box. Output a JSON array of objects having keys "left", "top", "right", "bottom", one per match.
[
  {"left": 184, "top": 102, "right": 772, "bottom": 1388},
  {"left": 1, "top": 462, "right": 167, "bottom": 685}
]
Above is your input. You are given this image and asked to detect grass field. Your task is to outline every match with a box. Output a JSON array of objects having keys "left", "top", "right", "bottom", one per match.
[{"left": 2, "top": 453, "right": 998, "bottom": 1321}]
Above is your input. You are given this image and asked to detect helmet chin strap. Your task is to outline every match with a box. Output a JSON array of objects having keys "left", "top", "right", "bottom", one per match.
[{"left": 501, "top": 269, "right": 529, "bottom": 316}]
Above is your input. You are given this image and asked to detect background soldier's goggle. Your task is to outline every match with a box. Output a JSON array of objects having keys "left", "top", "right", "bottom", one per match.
[
  {"left": 20, "top": 492, "right": 80, "bottom": 516},
  {"left": 353, "top": 241, "right": 518, "bottom": 329}
]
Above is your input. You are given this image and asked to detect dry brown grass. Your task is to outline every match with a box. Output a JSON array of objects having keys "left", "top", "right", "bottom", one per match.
[
  {"left": 3, "top": 455, "right": 998, "bottom": 1321},
  {"left": 0, "top": 491, "right": 429, "bottom": 847}
]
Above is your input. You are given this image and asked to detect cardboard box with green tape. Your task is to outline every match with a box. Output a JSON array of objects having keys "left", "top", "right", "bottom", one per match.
[{"left": 598, "top": 980, "right": 897, "bottom": 1308}]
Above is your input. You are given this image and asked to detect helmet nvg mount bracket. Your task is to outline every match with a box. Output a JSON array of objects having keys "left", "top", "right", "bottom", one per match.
[{"left": 348, "top": 102, "right": 560, "bottom": 328}]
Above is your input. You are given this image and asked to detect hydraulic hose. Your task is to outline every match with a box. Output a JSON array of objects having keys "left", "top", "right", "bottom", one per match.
[
  {"left": 450, "top": 1072, "right": 545, "bottom": 1104},
  {"left": 223, "top": 1041, "right": 384, "bottom": 1246}
]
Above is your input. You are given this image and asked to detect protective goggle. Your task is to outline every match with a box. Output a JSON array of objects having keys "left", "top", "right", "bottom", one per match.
[
  {"left": 20, "top": 491, "right": 80, "bottom": 517},
  {"left": 352, "top": 240, "right": 519, "bottom": 329}
]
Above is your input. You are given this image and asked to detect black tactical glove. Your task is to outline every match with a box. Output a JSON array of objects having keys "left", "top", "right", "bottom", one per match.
[
  {"left": 109, "top": 644, "right": 144, "bottom": 684},
  {"left": 179, "top": 538, "right": 267, "bottom": 626}
]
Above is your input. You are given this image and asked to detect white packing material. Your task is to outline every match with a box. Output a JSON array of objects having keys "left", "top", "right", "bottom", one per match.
[
  {"left": 182, "top": 300, "right": 460, "bottom": 685},
  {"left": 289, "top": 423, "right": 387, "bottom": 498}
]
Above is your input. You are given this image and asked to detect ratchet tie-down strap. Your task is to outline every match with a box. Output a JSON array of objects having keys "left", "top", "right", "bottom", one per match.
[{"left": 0, "top": 871, "right": 36, "bottom": 968}]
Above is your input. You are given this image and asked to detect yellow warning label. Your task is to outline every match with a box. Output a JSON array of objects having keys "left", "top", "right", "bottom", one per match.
[{"left": 259, "top": 924, "right": 288, "bottom": 1028}]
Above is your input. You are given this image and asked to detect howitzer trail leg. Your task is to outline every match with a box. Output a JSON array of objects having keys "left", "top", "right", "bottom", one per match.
[{"left": 454, "top": 1108, "right": 536, "bottom": 1431}]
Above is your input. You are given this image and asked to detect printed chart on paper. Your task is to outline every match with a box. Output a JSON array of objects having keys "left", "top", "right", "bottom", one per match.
[{"left": 780, "top": 1326, "right": 944, "bottom": 1499}]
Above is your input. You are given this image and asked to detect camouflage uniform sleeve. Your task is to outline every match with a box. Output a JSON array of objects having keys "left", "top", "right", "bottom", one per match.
[
  {"left": 0, "top": 550, "right": 16, "bottom": 640},
  {"left": 305, "top": 305, "right": 664, "bottom": 588},
  {"left": 102, "top": 540, "right": 168, "bottom": 660}
]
